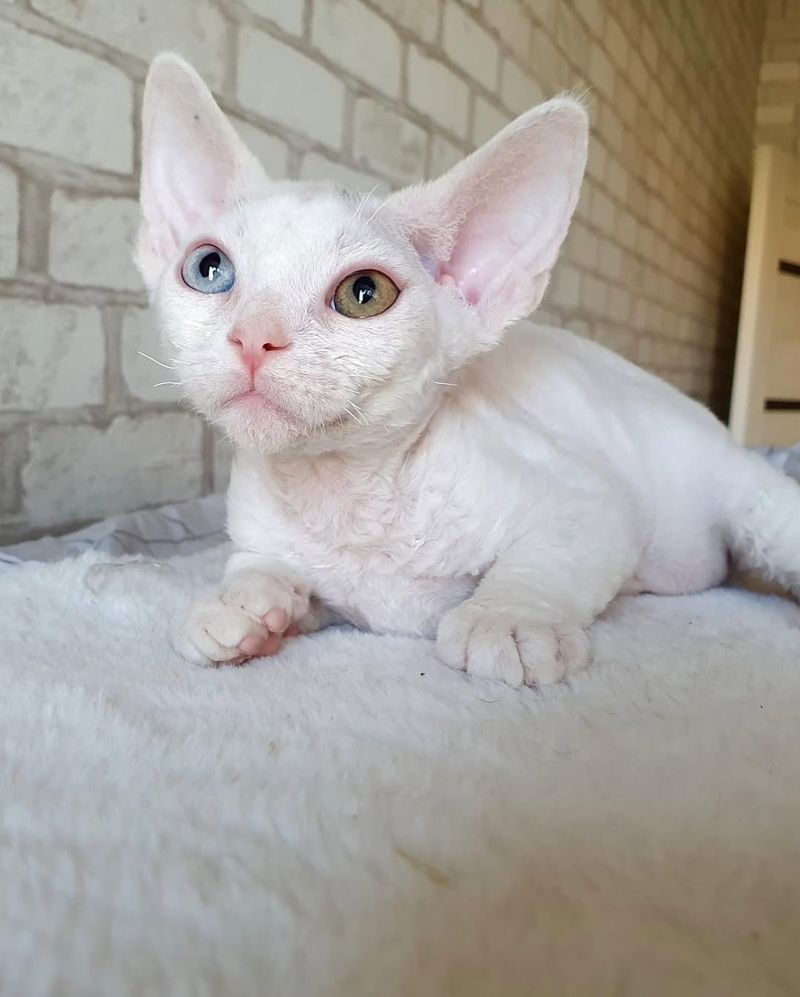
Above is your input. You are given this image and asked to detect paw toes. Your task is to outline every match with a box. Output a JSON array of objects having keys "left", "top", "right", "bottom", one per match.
[{"left": 437, "top": 605, "right": 591, "bottom": 688}]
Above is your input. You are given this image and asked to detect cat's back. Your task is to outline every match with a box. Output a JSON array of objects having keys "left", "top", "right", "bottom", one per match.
[{"left": 459, "top": 320, "right": 727, "bottom": 466}]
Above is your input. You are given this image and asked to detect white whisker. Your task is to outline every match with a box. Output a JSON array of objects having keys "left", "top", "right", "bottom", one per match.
[
  {"left": 138, "top": 351, "right": 177, "bottom": 370},
  {"left": 153, "top": 380, "right": 182, "bottom": 388},
  {"left": 433, "top": 381, "right": 457, "bottom": 388},
  {"left": 355, "top": 184, "right": 380, "bottom": 219},
  {"left": 366, "top": 198, "right": 388, "bottom": 224}
]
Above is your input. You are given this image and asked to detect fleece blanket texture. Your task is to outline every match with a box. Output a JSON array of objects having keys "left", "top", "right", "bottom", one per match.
[{"left": 1, "top": 544, "right": 800, "bottom": 997}]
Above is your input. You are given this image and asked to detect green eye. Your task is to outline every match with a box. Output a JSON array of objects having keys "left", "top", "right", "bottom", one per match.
[{"left": 332, "top": 270, "right": 399, "bottom": 318}]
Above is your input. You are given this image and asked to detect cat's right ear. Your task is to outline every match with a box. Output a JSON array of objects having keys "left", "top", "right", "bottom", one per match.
[{"left": 136, "top": 53, "right": 269, "bottom": 292}]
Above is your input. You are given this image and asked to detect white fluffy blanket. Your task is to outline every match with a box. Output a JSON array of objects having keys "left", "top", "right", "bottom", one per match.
[{"left": 2, "top": 546, "right": 800, "bottom": 996}]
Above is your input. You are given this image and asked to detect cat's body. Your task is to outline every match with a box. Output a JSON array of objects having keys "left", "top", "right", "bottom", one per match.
[
  {"left": 227, "top": 322, "right": 737, "bottom": 641},
  {"left": 137, "top": 55, "right": 800, "bottom": 687}
]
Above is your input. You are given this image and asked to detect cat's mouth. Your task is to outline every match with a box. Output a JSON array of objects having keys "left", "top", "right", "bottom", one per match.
[{"left": 222, "top": 389, "right": 296, "bottom": 423}]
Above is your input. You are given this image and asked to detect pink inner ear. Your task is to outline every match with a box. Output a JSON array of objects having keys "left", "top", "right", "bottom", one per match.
[
  {"left": 439, "top": 167, "right": 571, "bottom": 322},
  {"left": 137, "top": 55, "right": 270, "bottom": 292},
  {"left": 394, "top": 102, "right": 586, "bottom": 329}
]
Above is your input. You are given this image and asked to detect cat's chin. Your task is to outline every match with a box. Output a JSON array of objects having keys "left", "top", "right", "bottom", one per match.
[{"left": 210, "top": 393, "right": 306, "bottom": 454}]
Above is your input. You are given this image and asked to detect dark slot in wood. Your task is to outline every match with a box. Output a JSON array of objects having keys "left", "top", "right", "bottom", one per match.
[
  {"left": 765, "top": 399, "right": 800, "bottom": 411},
  {"left": 778, "top": 259, "right": 800, "bottom": 277}
]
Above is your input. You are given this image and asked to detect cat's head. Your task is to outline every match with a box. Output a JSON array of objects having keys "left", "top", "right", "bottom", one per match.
[{"left": 136, "top": 54, "right": 587, "bottom": 454}]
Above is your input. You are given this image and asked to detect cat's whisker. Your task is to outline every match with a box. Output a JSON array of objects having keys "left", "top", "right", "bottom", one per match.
[
  {"left": 365, "top": 199, "right": 388, "bottom": 224},
  {"left": 138, "top": 350, "right": 177, "bottom": 370},
  {"left": 433, "top": 381, "right": 458, "bottom": 388},
  {"left": 354, "top": 185, "right": 380, "bottom": 219},
  {"left": 152, "top": 380, "right": 182, "bottom": 388}
]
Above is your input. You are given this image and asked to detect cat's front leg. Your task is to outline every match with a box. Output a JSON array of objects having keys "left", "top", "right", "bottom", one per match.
[
  {"left": 436, "top": 484, "right": 642, "bottom": 687},
  {"left": 177, "top": 551, "right": 326, "bottom": 667}
]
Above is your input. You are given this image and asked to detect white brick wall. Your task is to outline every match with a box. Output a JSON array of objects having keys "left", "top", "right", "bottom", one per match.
[
  {"left": 756, "top": 0, "right": 800, "bottom": 152},
  {"left": 22, "top": 414, "right": 204, "bottom": 526},
  {"left": 29, "top": 0, "right": 228, "bottom": 88},
  {"left": 353, "top": 98, "right": 427, "bottom": 183},
  {"left": 0, "top": 23, "right": 133, "bottom": 173},
  {"left": 0, "top": 0, "right": 770, "bottom": 541},
  {"left": 442, "top": 2, "right": 500, "bottom": 90},
  {"left": 407, "top": 45, "right": 470, "bottom": 138},
  {"left": 311, "top": 0, "right": 402, "bottom": 98},
  {"left": 237, "top": 30, "right": 347, "bottom": 149},
  {"left": 0, "top": 302, "right": 105, "bottom": 411},
  {"left": 50, "top": 193, "right": 142, "bottom": 291},
  {"left": 0, "top": 165, "right": 18, "bottom": 278}
]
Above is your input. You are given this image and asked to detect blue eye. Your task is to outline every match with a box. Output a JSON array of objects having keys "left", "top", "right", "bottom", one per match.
[{"left": 181, "top": 244, "right": 235, "bottom": 294}]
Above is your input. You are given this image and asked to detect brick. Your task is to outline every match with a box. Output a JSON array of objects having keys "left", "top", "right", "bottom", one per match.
[
  {"left": 300, "top": 153, "right": 387, "bottom": 192},
  {"left": 597, "top": 242, "right": 622, "bottom": 281},
  {"left": 353, "top": 98, "right": 427, "bottom": 184},
  {"left": 370, "top": 0, "right": 439, "bottom": 42},
  {"left": 408, "top": 46, "right": 470, "bottom": 138},
  {"left": 590, "top": 189, "right": 615, "bottom": 235},
  {"left": 0, "top": 301, "right": 104, "bottom": 411},
  {"left": 765, "top": 17, "right": 800, "bottom": 41},
  {"left": 557, "top": 4, "right": 590, "bottom": 69},
  {"left": 22, "top": 413, "right": 204, "bottom": 527},
  {"left": 472, "top": 97, "right": 511, "bottom": 146},
  {"left": 523, "top": 0, "right": 557, "bottom": 32},
  {"left": 588, "top": 40, "right": 615, "bottom": 97},
  {"left": 529, "top": 29, "right": 569, "bottom": 90},
  {"left": 760, "top": 61, "right": 800, "bottom": 82},
  {"left": 484, "top": 0, "right": 532, "bottom": 61},
  {"left": 0, "top": 165, "right": 18, "bottom": 277},
  {"left": 429, "top": 135, "right": 464, "bottom": 177},
  {"left": 756, "top": 104, "right": 795, "bottom": 125},
  {"left": 30, "top": 0, "right": 227, "bottom": 88},
  {"left": 586, "top": 140, "right": 607, "bottom": 183},
  {"left": 311, "top": 0, "right": 402, "bottom": 99},
  {"left": 442, "top": 2, "right": 500, "bottom": 91},
  {"left": 239, "top": 0, "right": 304, "bottom": 34},
  {"left": 574, "top": 0, "right": 604, "bottom": 36},
  {"left": 500, "top": 58, "right": 544, "bottom": 115},
  {"left": 606, "top": 158, "right": 628, "bottom": 200},
  {"left": 121, "top": 308, "right": 181, "bottom": 403},
  {"left": 548, "top": 264, "right": 581, "bottom": 308},
  {"left": 213, "top": 432, "right": 234, "bottom": 492},
  {"left": 0, "top": 425, "right": 26, "bottom": 516},
  {"left": 564, "top": 220, "right": 598, "bottom": 269},
  {"left": 0, "top": 24, "right": 133, "bottom": 173},
  {"left": 580, "top": 273, "right": 607, "bottom": 313},
  {"left": 608, "top": 285, "right": 631, "bottom": 323},
  {"left": 50, "top": 193, "right": 141, "bottom": 292},
  {"left": 233, "top": 120, "right": 291, "bottom": 178},
  {"left": 604, "top": 14, "right": 629, "bottom": 71},
  {"left": 616, "top": 210, "right": 637, "bottom": 251},
  {"left": 238, "top": 29, "right": 346, "bottom": 149}
]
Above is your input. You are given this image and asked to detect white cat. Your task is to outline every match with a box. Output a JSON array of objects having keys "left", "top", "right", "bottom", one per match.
[{"left": 137, "top": 54, "right": 800, "bottom": 687}]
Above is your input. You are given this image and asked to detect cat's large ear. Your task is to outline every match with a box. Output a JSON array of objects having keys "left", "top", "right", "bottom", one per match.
[
  {"left": 136, "top": 53, "right": 269, "bottom": 291},
  {"left": 387, "top": 97, "right": 587, "bottom": 331}
]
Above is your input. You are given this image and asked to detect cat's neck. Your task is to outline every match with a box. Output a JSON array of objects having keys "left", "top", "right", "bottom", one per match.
[{"left": 265, "top": 396, "right": 445, "bottom": 488}]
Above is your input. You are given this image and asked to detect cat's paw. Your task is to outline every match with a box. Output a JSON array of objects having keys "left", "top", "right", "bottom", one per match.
[
  {"left": 436, "top": 603, "right": 590, "bottom": 687},
  {"left": 176, "top": 570, "right": 311, "bottom": 667}
]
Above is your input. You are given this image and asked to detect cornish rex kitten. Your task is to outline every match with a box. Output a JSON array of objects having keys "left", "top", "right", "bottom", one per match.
[{"left": 136, "top": 54, "right": 800, "bottom": 687}]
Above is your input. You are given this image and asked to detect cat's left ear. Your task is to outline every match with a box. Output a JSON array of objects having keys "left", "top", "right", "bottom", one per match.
[
  {"left": 386, "top": 96, "right": 588, "bottom": 331},
  {"left": 136, "top": 53, "right": 269, "bottom": 291}
]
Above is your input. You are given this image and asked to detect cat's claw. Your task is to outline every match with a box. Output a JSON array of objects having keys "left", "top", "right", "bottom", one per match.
[
  {"left": 176, "top": 570, "right": 310, "bottom": 667},
  {"left": 436, "top": 603, "right": 590, "bottom": 687}
]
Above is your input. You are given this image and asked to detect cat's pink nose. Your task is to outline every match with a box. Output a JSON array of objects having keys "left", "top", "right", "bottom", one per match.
[{"left": 229, "top": 325, "right": 288, "bottom": 375}]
